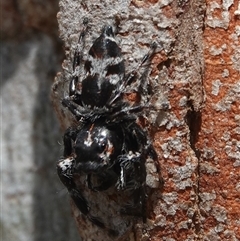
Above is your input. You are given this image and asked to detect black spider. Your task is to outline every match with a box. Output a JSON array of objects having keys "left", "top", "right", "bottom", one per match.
[{"left": 57, "top": 19, "right": 159, "bottom": 237}]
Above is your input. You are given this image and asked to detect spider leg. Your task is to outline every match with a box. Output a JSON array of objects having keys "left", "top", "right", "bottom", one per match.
[
  {"left": 69, "top": 18, "right": 89, "bottom": 96},
  {"left": 62, "top": 98, "right": 86, "bottom": 120},
  {"left": 116, "top": 121, "right": 147, "bottom": 188},
  {"left": 72, "top": 18, "right": 89, "bottom": 71},
  {"left": 57, "top": 157, "right": 89, "bottom": 215},
  {"left": 63, "top": 97, "right": 114, "bottom": 122},
  {"left": 137, "top": 42, "right": 157, "bottom": 100},
  {"left": 117, "top": 152, "right": 147, "bottom": 220},
  {"left": 117, "top": 122, "right": 160, "bottom": 221},
  {"left": 132, "top": 122, "right": 163, "bottom": 188},
  {"left": 107, "top": 42, "right": 157, "bottom": 106},
  {"left": 62, "top": 97, "right": 99, "bottom": 121},
  {"left": 63, "top": 127, "right": 78, "bottom": 157},
  {"left": 57, "top": 157, "right": 119, "bottom": 237},
  {"left": 60, "top": 128, "right": 90, "bottom": 215},
  {"left": 109, "top": 104, "right": 147, "bottom": 122},
  {"left": 114, "top": 123, "right": 148, "bottom": 219}
]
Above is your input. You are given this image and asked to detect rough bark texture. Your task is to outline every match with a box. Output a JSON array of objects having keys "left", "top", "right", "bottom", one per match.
[
  {"left": 198, "top": 1, "right": 240, "bottom": 240},
  {"left": 52, "top": 0, "right": 240, "bottom": 240},
  {"left": 2, "top": 0, "right": 239, "bottom": 240}
]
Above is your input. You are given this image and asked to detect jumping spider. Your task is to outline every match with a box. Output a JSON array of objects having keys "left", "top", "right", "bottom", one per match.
[{"left": 57, "top": 19, "right": 159, "bottom": 237}]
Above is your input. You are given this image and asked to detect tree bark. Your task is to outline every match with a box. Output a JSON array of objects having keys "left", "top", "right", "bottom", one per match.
[{"left": 52, "top": 0, "right": 240, "bottom": 240}]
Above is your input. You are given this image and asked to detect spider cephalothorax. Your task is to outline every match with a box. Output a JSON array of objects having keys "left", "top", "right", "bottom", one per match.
[{"left": 57, "top": 19, "right": 159, "bottom": 237}]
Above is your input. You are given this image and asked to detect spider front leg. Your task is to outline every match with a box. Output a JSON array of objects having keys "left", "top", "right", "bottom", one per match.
[
  {"left": 57, "top": 157, "right": 89, "bottom": 215},
  {"left": 57, "top": 156, "right": 119, "bottom": 237},
  {"left": 58, "top": 127, "right": 90, "bottom": 215}
]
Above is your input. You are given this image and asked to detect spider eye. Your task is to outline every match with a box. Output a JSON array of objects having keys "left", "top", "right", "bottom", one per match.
[{"left": 97, "top": 138, "right": 107, "bottom": 152}]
